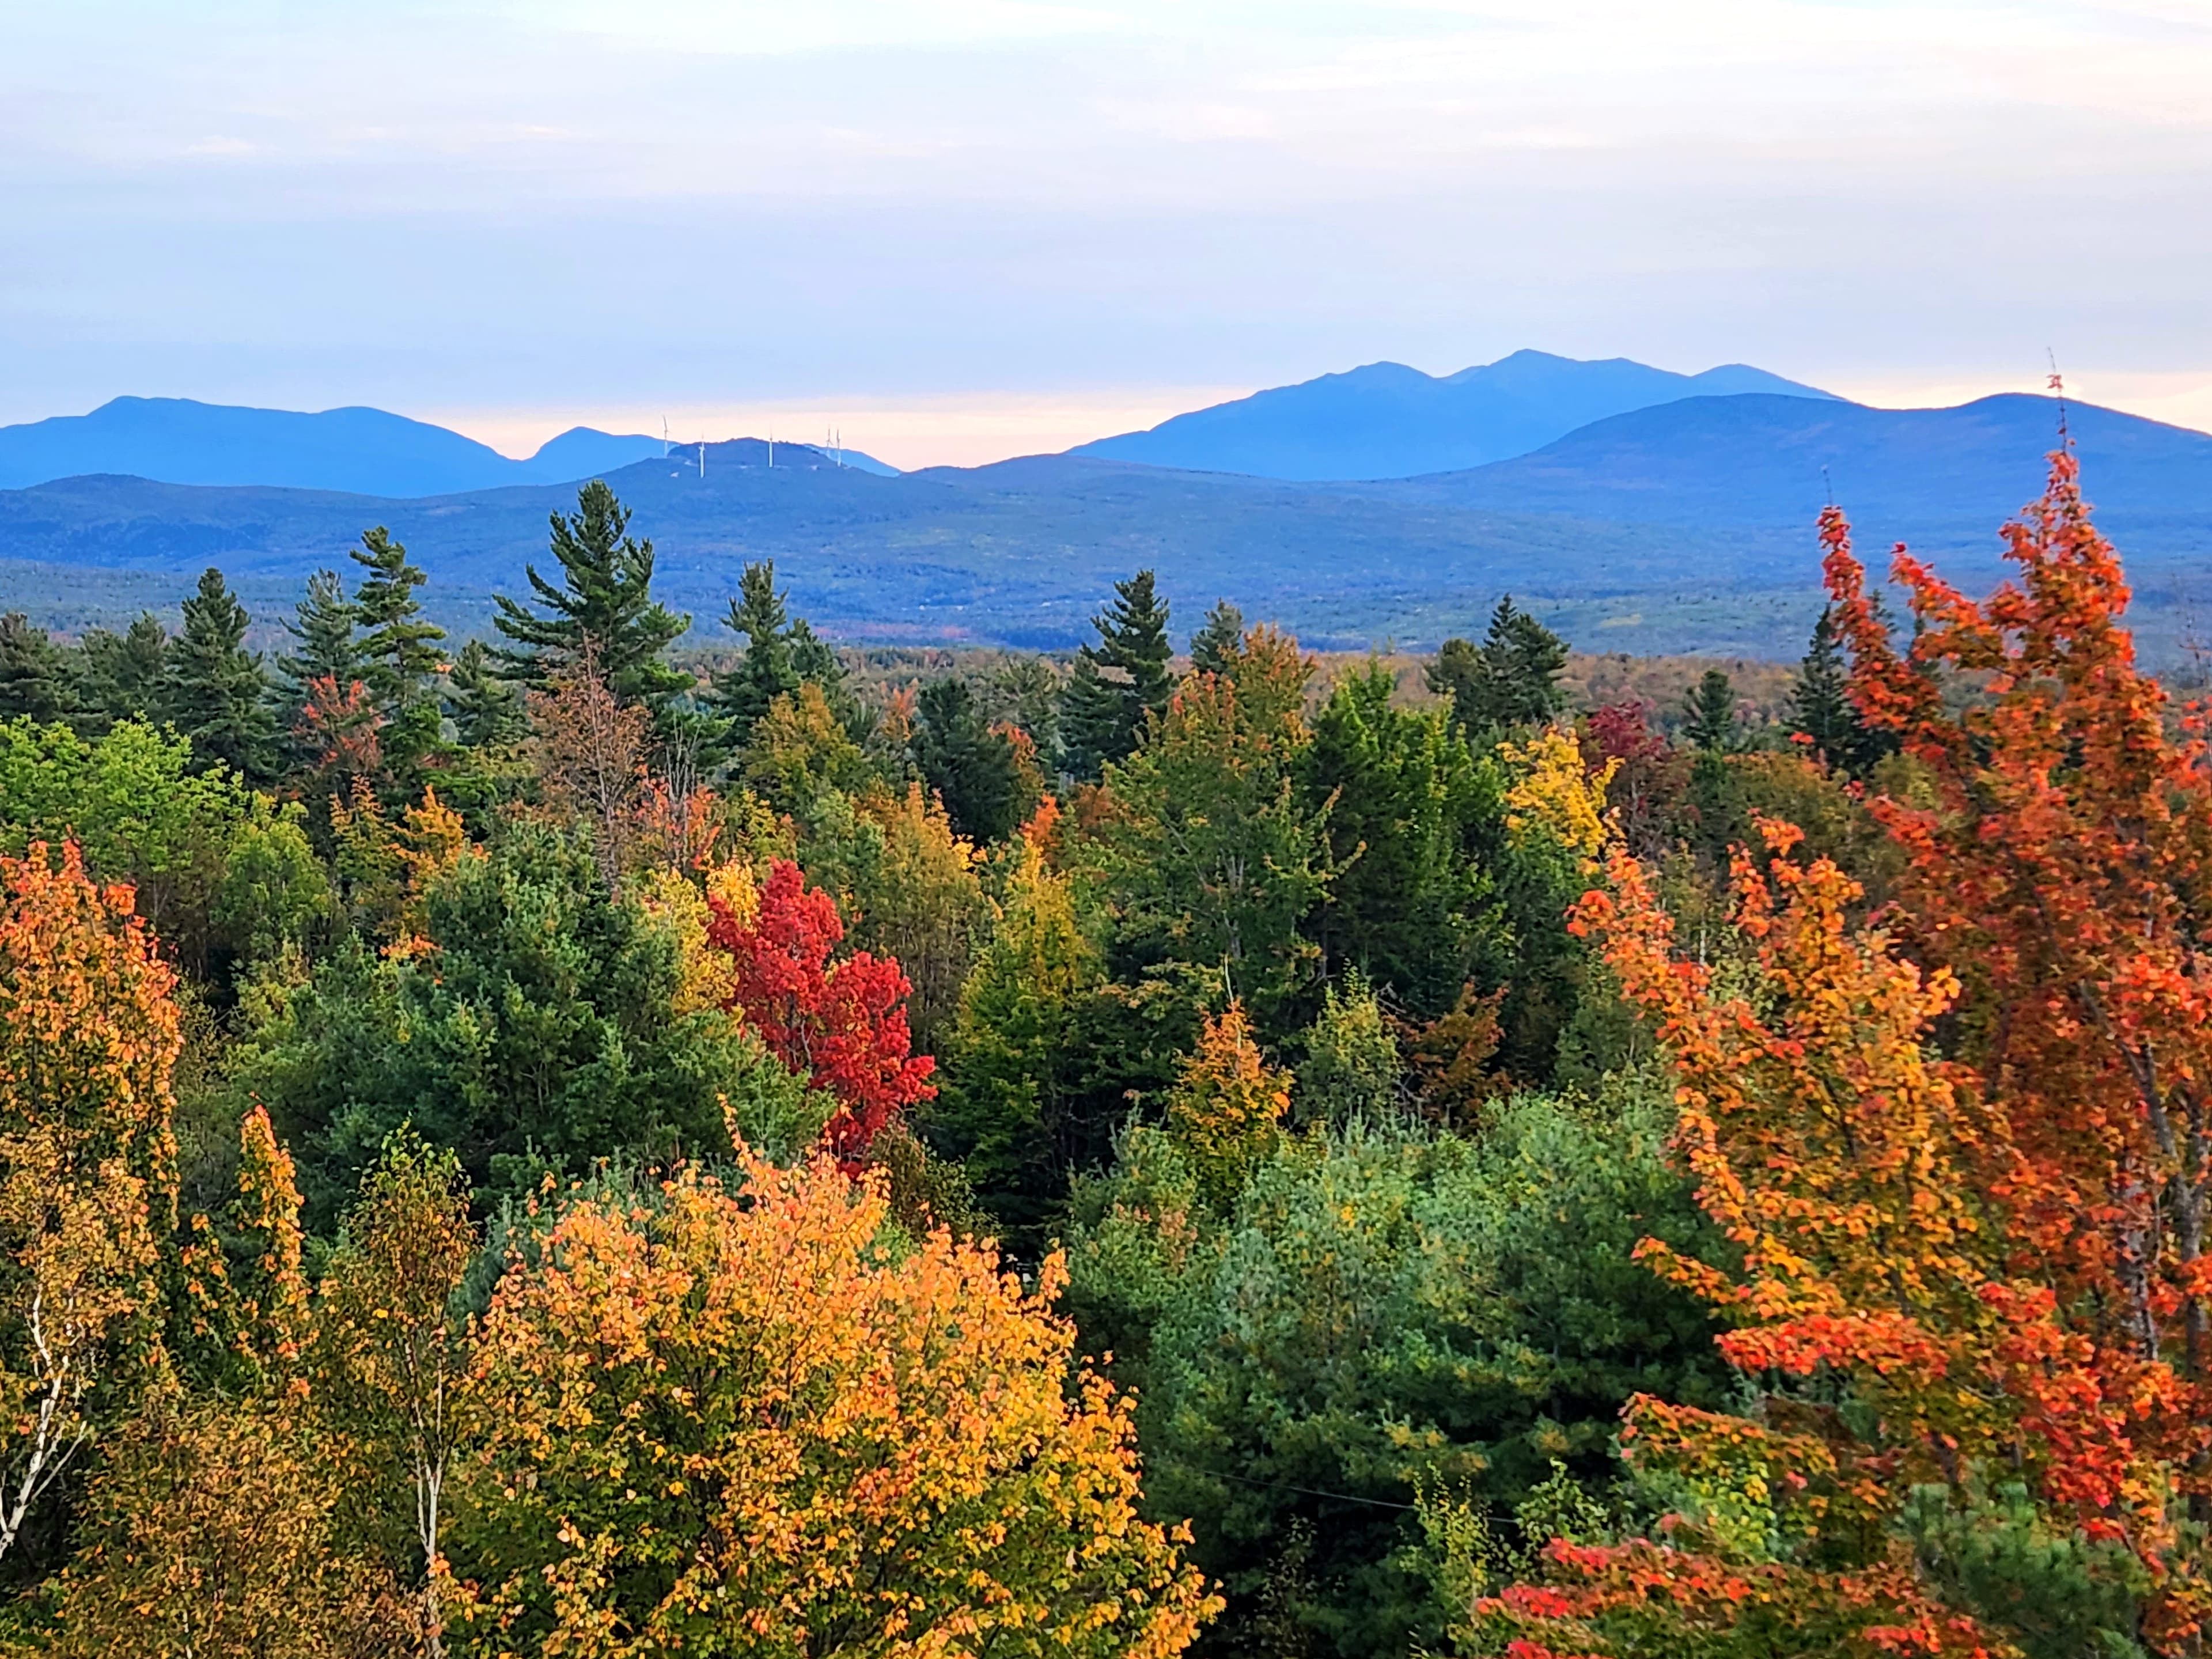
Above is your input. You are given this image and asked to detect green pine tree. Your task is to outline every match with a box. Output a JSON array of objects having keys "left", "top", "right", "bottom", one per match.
[
  {"left": 277, "top": 569, "right": 362, "bottom": 771},
  {"left": 493, "top": 481, "right": 692, "bottom": 715},
  {"left": 162, "top": 567, "right": 276, "bottom": 780},
  {"left": 1188, "top": 599, "right": 1245, "bottom": 676},
  {"left": 446, "top": 637, "right": 527, "bottom": 749},
  {"left": 280, "top": 570, "right": 361, "bottom": 695},
  {"left": 709, "top": 559, "right": 860, "bottom": 763},
  {"left": 1059, "top": 569, "right": 1173, "bottom": 779},
  {"left": 711, "top": 560, "right": 802, "bottom": 751},
  {"left": 78, "top": 613, "right": 169, "bottom": 726},
  {"left": 350, "top": 527, "right": 448, "bottom": 781},
  {"left": 1427, "top": 596, "right": 1568, "bottom": 733},
  {"left": 1683, "top": 666, "right": 1741, "bottom": 753},
  {"left": 914, "top": 677, "right": 1026, "bottom": 843},
  {"left": 1787, "top": 605, "right": 1891, "bottom": 775},
  {"left": 0, "top": 612, "right": 82, "bottom": 726}
]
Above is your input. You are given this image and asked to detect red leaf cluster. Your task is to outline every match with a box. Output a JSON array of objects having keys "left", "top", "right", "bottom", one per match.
[{"left": 706, "top": 859, "right": 935, "bottom": 1167}]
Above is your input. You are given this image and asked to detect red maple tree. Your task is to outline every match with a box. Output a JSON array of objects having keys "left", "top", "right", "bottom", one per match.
[{"left": 706, "top": 859, "right": 934, "bottom": 1166}]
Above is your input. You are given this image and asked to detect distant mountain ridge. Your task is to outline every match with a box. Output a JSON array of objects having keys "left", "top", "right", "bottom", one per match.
[
  {"left": 0, "top": 397, "right": 900, "bottom": 497},
  {"left": 5, "top": 389, "right": 2209, "bottom": 664},
  {"left": 1070, "top": 349, "right": 1840, "bottom": 480},
  {"left": 1388, "top": 392, "right": 2212, "bottom": 532}
]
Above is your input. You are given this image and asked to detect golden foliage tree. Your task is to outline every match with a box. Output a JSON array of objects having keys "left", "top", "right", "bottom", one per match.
[
  {"left": 316, "top": 1131, "right": 477, "bottom": 1655},
  {"left": 44, "top": 1387, "right": 419, "bottom": 1659},
  {"left": 0, "top": 842, "right": 178, "bottom": 1563},
  {"left": 1165, "top": 1001, "right": 1291, "bottom": 1207},
  {"left": 449, "top": 1149, "right": 1218, "bottom": 1657},
  {"left": 850, "top": 783, "right": 994, "bottom": 1054}
]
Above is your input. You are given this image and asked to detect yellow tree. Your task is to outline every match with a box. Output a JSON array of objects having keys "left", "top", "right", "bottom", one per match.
[
  {"left": 449, "top": 1149, "right": 1218, "bottom": 1657},
  {"left": 1165, "top": 1001, "right": 1291, "bottom": 1209},
  {"left": 44, "top": 1385, "right": 420, "bottom": 1659},
  {"left": 0, "top": 841, "right": 178, "bottom": 1564},
  {"left": 317, "top": 1131, "right": 478, "bottom": 1656},
  {"left": 851, "top": 782, "right": 994, "bottom": 1053}
]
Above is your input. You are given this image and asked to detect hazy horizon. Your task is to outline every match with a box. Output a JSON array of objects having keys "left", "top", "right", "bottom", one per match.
[{"left": 9, "top": 2, "right": 2210, "bottom": 470}]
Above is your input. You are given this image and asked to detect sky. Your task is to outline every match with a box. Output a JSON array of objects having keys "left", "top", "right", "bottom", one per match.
[{"left": 4, "top": 0, "right": 2209, "bottom": 469}]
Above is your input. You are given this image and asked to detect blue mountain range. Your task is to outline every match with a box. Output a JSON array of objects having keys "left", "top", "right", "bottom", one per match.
[
  {"left": 1070, "top": 349, "right": 1838, "bottom": 479},
  {"left": 2, "top": 358, "right": 2207, "bottom": 661},
  {"left": 0, "top": 397, "right": 899, "bottom": 497}
]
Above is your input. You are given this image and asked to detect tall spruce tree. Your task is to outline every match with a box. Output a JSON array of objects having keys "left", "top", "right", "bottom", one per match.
[
  {"left": 1427, "top": 596, "right": 1568, "bottom": 733},
  {"left": 712, "top": 560, "right": 802, "bottom": 751},
  {"left": 280, "top": 571, "right": 361, "bottom": 696},
  {"left": 1188, "top": 599, "right": 1245, "bottom": 676},
  {"left": 276, "top": 569, "right": 366, "bottom": 778},
  {"left": 446, "top": 638, "right": 527, "bottom": 749},
  {"left": 1683, "top": 666, "right": 1742, "bottom": 753},
  {"left": 493, "top": 482, "right": 691, "bottom": 714},
  {"left": 914, "top": 677, "right": 1026, "bottom": 844},
  {"left": 350, "top": 527, "right": 447, "bottom": 778},
  {"left": 162, "top": 566, "right": 276, "bottom": 779},
  {"left": 1787, "top": 605, "right": 1890, "bottom": 775},
  {"left": 79, "top": 614, "right": 169, "bottom": 726},
  {"left": 0, "top": 613, "right": 80, "bottom": 726},
  {"left": 709, "top": 559, "right": 857, "bottom": 762},
  {"left": 1059, "top": 569, "right": 1173, "bottom": 779}
]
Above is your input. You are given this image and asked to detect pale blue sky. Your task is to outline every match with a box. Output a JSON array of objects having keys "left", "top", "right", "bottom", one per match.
[{"left": 5, "top": 0, "right": 2209, "bottom": 465}]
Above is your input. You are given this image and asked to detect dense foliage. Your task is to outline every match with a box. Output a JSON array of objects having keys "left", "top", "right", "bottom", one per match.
[{"left": 2, "top": 440, "right": 2199, "bottom": 1659}]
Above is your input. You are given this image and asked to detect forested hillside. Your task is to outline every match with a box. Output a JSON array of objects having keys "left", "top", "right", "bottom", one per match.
[
  {"left": 5, "top": 391, "right": 2209, "bottom": 662},
  {"left": 3, "top": 448, "right": 2211, "bottom": 1657}
]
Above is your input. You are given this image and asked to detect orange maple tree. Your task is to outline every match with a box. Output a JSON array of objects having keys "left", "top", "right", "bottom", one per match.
[
  {"left": 0, "top": 841, "right": 179, "bottom": 1564},
  {"left": 1165, "top": 1000, "right": 1290, "bottom": 1207},
  {"left": 1484, "top": 446, "right": 2212, "bottom": 1657}
]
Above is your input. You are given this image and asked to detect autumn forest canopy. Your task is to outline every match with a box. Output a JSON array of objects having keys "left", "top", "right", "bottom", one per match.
[{"left": 6, "top": 445, "right": 2212, "bottom": 1658}]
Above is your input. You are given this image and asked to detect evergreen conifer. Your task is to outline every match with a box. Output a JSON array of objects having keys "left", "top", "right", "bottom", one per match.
[
  {"left": 0, "top": 613, "right": 81, "bottom": 726},
  {"left": 1188, "top": 599, "right": 1245, "bottom": 676},
  {"left": 914, "top": 677, "right": 1025, "bottom": 843},
  {"left": 1683, "top": 666, "right": 1741, "bottom": 753},
  {"left": 713, "top": 560, "right": 802, "bottom": 750},
  {"left": 350, "top": 527, "right": 447, "bottom": 778},
  {"left": 280, "top": 571, "right": 361, "bottom": 696},
  {"left": 1426, "top": 596, "right": 1568, "bottom": 732},
  {"left": 162, "top": 566, "right": 276, "bottom": 779},
  {"left": 78, "top": 614, "right": 168, "bottom": 726},
  {"left": 1787, "top": 605, "right": 1891, "bottom": 774},
  {"left": 493, "top": 482, "right": 691, "bottom": 715},
  {"left": 1060, "top": 569, "right": 1172, "bottom": 778},
  {"left": 446, "top": 638, "right": 527, "bottom": 749}
]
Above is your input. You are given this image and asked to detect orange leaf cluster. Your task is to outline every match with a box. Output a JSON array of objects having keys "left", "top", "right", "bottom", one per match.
[{"left": 1496, "top": 450, "right": 2212, "bottom": 1655}]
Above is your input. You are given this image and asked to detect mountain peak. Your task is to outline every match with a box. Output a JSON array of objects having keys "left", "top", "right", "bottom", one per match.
[{"left": 1071, "top": 350, "right": 1839, "bottom": 480}]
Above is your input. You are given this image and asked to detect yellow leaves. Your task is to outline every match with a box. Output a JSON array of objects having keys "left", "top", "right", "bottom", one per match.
[
  {"left": 635, "top": 863, "right": 735, "bottom": 1016},
  {"left": 1165, "top": 1001, "right": 1291, "bottom": 1209},
  {"left": 456, "top": 1146, "right": 1213, "bottom": 1657},
  {"left": 1499, "top": 726, "right": 1618, "bottom": 866},
  {"left": 705, "top": 854, "right": 760, "bottom": 932}
]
